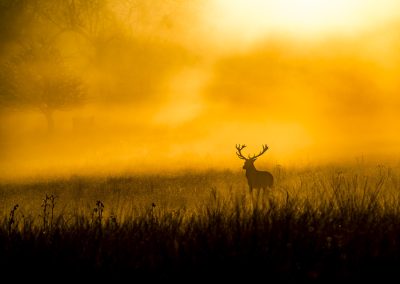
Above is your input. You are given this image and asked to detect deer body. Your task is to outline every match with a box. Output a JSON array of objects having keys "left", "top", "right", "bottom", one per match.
[
  {"left": 236, "top": 144, "right": 274, "bottom": 193},
  {"left": 244, "top": 163, "right": 274, "bottom": 192}
]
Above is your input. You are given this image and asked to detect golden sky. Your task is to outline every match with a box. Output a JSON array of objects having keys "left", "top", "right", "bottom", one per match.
[
  {"left": 208, "top": 0, "right": 400, "bottom": 42},
  {"left": 1, "top": 0, "right": 400, "bottom": 179}
]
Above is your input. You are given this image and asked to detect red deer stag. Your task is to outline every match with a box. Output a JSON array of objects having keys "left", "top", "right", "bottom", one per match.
[{"left": 236, "top": 144, "right": 274, "bottom": 193}]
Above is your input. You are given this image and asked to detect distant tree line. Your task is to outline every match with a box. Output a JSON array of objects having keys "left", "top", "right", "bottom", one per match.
[{"left": 0, "top": 0, "right": 195, "bottom": 131}]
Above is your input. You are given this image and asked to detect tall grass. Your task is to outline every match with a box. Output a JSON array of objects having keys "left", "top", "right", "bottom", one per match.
[{"left": 1, "top": 164, "right": 400, "bottom": 282}]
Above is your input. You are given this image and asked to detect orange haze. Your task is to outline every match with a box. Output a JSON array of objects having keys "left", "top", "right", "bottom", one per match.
[{"left": 1, "top": 0, "right": 400, "bottom": 180}]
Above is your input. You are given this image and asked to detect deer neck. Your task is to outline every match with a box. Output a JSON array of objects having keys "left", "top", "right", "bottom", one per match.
[{"left": 245, "top": 164, "right": 257, "bottom": 176}]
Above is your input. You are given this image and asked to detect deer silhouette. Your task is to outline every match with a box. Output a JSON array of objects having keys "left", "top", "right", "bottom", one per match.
[{"left": 236, "top": 144, "right": 274, "bottom": 193}]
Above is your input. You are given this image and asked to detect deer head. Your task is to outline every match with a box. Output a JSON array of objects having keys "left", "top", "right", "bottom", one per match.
[{"left": 236, "top": 144, "right": 269, "bottom": 170}]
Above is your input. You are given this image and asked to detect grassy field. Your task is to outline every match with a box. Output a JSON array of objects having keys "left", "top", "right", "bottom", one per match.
[{"left": 1, "top": 163, "right": 400, "bottom": 282}]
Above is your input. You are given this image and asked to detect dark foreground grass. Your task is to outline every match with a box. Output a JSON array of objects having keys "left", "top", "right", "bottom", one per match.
[{"left": 1, "top": 165, "right": 400, "bottom": 282}]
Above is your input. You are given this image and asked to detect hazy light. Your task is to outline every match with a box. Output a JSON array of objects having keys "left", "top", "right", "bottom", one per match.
[
  {"left": 207, "top": 0, "right": 400, "bottom": 46},
  {"left": 1, "top": 0, "right": 400, "bottom": 180}
]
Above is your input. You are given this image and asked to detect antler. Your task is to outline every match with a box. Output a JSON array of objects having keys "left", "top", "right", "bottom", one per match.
[
  {"left": 249, "top": 144, "right": 269, "bottom": 160},
  {"left": 235, "top": 144, "right": 248, "bottom": 160}
]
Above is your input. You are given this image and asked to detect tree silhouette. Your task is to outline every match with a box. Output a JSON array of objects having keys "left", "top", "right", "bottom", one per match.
[{"left": 0, "top": 40, "right": 85, "bottom": 132}]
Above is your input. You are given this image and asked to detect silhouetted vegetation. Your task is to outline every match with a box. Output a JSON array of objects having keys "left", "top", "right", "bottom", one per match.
[
  {"left": 1, "top": 164, "right": 400, "bottom": 282},
  {"left": 0, "top": 0, "right": 196, "bottom": 133},
  {"left": 0, "top": 41, "right": 86, "bottom": 132}
]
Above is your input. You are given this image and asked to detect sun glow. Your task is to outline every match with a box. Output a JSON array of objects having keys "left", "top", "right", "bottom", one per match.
[{"left": 209, "top": 0, "right": 400, "bottom": 44}]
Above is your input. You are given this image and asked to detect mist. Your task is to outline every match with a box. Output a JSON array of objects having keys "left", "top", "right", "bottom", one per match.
[{"left": 1, "top": 0, "right": 400, "bottom": 180}]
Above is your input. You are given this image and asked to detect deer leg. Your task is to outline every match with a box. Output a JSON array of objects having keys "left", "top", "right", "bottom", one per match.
[{"left": 256, "top": 188, "right": 261, "bottom": 202}]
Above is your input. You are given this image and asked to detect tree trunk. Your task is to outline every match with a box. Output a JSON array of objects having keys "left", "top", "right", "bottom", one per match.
[{"left": 43, "top": 109, "right": 54, "bottom": 133}]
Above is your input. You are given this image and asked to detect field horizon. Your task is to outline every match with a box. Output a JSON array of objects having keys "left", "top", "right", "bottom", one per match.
[{"left": 1, "top": 153, "right": 399, "bottom": 183}]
